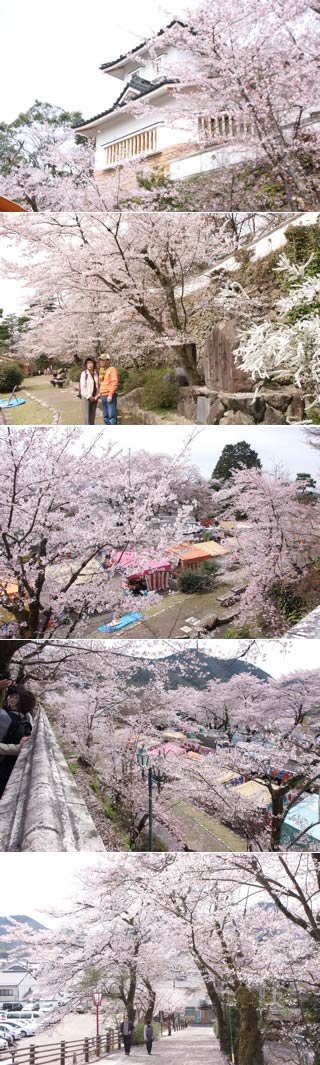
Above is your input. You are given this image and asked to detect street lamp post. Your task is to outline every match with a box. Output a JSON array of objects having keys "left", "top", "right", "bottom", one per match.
[
  {"left": 137, "top": 747, "right": 166, "bottom": 852},
  {"left": 92, "top": 992, "right": 103, "bottom": 1058}
]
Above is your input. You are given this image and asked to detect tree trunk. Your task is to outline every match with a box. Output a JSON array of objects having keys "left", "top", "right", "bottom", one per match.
[
  {"left": 0, "top": 641, "right": 28, "bottom": 674},
  {"left": 202, "top": 978, "right": 228, "bottom": 1052},
  {"left": 175, "top": 343, "right": 201, "bottom": 385},
  {"left": 271, "top": 788, "right": 285, "bottom": 850},
  {"left": 236, "top": 987, "right": 264, "bottom": 1065},
  {"left": 144, "top": 984, "right": 156, "bottom": 1025}
]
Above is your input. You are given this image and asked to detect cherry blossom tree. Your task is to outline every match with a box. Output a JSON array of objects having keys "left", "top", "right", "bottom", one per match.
[
  {"left": 146, "top": 1, "right": 320, "bottom": 209},
  {"left": 0, "top": 426, "right": 208, "bottom": 638},
  {"left": 235, "top": 250, "right": 320, "bottom": 403},
  {"left": 0, "top": 102, "right": 148, "bottom": 213},
  {"left": 213, "top": 464, "right": 320, "bottom": 632},
  {"left": 0, "top": 211, "right": 279, "bottom": 382},
  {"left": 9, "top": 853, "right": 319, "bottom": 1065},
  {"left": 10, "top": 639, "right": 319, "bottom": 853}
]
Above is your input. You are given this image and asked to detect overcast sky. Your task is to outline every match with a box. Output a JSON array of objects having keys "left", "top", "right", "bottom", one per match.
[
  {"left": 107, "top": 637, "right": 320, "bottom": 678},
  {"left": 89, "top": 424, "right": 320, "bottom": 479},
  {"left": 0, "top": 854, "right": 101, "bottom": 922},
  {"left": 0, "top": 0, "right": 197, "bottom": 124}
]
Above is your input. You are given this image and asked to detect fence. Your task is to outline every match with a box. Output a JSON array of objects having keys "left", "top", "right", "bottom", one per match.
[{"left": 3, "top": 1033, "right": 121, "bottom": 1065}]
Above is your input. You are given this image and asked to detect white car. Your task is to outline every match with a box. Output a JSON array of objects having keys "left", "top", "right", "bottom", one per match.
[
  {"left": 0, "top": 1026, "right": 16, "bottom": 1044},
  {"left": 0, "top": 1036, "right": 10, "bottom": 1049},
  {"left": 2, "top": 1020, "right": 36, "bottom": 1038}
]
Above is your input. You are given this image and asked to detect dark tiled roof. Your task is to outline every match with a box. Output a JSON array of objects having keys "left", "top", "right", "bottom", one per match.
[
  {"left": 74, "top": 78, "right": 175, "bottom": 130},
  {"left": 100, "top": 19, "right": 186, "bottom": 70}
]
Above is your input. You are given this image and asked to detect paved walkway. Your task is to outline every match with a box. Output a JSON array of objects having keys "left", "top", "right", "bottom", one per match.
[
  {"left": 22, "top": 376, "right": 104, "bottom": 425},
  {"left": 170, "top": 800, "right": 247, "bottom": 852},
  {"left": 103, "top": 1028, "right": 224, "bottom": 1064}
]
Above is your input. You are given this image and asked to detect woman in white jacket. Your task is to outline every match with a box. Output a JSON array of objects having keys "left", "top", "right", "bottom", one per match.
[{"left": 78, "top": 357, "right": 100, "bottom": 425}]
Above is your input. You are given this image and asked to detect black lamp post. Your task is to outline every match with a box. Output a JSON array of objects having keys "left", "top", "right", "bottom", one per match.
[{"left": 137, "top": 746, "right": 166, "bottom": 852}]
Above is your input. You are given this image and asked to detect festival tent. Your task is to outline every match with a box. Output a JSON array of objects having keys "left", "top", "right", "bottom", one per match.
[
  {"left": 110, "top": 549, "right": 171, "bottom": 591},
  {"left": 149, "top": 742, "right": 186, "bottom": 757},
  {"left": 234, "top": 780, "right": 272, "bottom": 806},
  {"left": 166, "top": 541, "right": 227, "bottom": 570},
  {"left": 281, "top": 794, "right": 320, "bottom": 847}
]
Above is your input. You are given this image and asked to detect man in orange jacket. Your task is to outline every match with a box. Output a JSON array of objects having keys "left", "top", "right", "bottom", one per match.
[{"left": 99, "top": 354, "right": 119, "bottom": 425}]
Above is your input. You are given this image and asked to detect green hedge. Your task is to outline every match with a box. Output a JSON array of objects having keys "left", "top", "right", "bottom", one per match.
[
  {"left": 132, "top": 1021, "right": 160, "bottom": 1045},
  {"left": 0, "top": 361, "right": 23, "bottom": 392}
]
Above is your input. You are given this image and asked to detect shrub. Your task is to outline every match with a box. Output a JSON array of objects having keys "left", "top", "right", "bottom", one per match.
[
  {"left": 68, "top": 363, "right": 82, "bottom": 382},
  {"left": 178, "top": 561, "right": 217, "bottom": 594},
  {"left": 267, "top": 581, "right": 304, "bottom": 623},
  {"left": 132, "top": 1022, "right": 160, "bottom": 1045},
  {"left": 142, "top": 369, "right": 180, "bottom": 411},
  {"left": 0, "top": 361, "right": 23, "bottom": 392},
  {"left": 118, "top": 368, "right": 147, "bottom": 394}
]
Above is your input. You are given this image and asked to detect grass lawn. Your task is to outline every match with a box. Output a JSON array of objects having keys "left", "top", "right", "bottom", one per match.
[{"left": 0, "top": 390, "right": 53, "bottom": 425}]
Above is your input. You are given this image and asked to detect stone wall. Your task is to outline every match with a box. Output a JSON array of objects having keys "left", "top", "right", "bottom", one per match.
[
  {"left": 177, "top": 386, "right": 306, "bottom": 425},
  {"left": 0, "top": 710, "right": 105, "bottom": 852},
  {"left": 118, "top": 383, "right": 305, "bottom": 424}
]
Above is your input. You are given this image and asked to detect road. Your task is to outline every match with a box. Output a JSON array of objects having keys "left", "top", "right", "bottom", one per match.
[{"left": 103, "top": 1028, "right": 224, "bottom": 1064}]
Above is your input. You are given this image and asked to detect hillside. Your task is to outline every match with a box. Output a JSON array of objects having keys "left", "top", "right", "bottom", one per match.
[{"left": 128, "top": 649, "right": 269, "bottom": 691}]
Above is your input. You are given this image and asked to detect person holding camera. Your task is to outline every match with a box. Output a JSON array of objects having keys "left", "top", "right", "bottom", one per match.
[{"left": 0, "top": 682, "right": 35, "bottom": 799}]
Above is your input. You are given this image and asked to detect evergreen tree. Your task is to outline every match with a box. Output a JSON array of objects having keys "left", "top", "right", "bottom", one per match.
[{"left": 211, "top": 442, "right": 262, "bottom": 483}]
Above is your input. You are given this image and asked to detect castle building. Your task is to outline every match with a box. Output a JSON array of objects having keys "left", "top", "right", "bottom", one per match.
[{"left": 74, "top": 20, "right": 259, "bottom": 184}]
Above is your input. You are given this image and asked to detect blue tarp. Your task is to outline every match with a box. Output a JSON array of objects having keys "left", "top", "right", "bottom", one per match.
[
  {"left": 0, "top": 396, "right": 26, "bottom": 409},
  {"left": 98, "top": 612, "right": 143, "bottom": 633},
  {"left": 281, "top": 794, "right": 320, "bottom": 846}
]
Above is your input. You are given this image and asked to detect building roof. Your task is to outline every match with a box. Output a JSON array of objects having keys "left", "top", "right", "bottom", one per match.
[
  {"left": 74, "top": 77, "right": 174, "bottom": 132},
  {"left": 0, "top": 972, "right": 29, "bottom": 985},
  {"left": 100, "top": 20, "right": 186, "bottom": 71}
]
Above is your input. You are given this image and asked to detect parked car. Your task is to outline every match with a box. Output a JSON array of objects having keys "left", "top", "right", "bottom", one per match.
[
  {"left": 2, "top": 1020, "right": 36, "bottom": 1038},
  {"left": 1, "top": 1003, "right": 22, "bottom": 1012},
  {"left": 0, "top": 1035, "right": 11, "bottom": 1050},
  {"left": 0, "top": 1026, "right": 15, "bottom": 1044}
]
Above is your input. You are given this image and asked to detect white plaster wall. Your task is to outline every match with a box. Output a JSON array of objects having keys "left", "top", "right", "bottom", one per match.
[
  {"left": 107, "top": 44, "right": 186, "bottom": 84},
  {"left": 94, "top": 91, "right": 195, "bottom": 169},
  {"left": 170, "top": 141, "right": 259, "bottom": 179}
]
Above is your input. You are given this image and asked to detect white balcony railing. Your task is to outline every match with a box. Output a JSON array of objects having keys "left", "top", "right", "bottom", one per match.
[
  {"left": 105, "top": 127, "right": 158, "bottom": 166},
  {"left": 198, "top": 113, "right": 253, "bottom": 141}
]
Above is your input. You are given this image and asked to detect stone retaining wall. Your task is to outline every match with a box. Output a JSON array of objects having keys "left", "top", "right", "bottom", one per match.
[
  {"left": 0, "top": 710, "right": 105, "bottom": 852},
  {"left": 119, "top": 384, "right": 305, "bottom": 425},
  {"left": 177, "top": 386, "right": 306, "bottom": 425}
]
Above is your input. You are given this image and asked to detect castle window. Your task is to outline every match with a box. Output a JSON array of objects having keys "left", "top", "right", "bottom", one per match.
[{"left": 105, "top": 127, "right": 158, "bottom": 166}]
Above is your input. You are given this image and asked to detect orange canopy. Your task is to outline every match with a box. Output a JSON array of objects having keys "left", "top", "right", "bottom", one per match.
[{"left": 0, "top": 196, "right": 25, "bottom": 212}]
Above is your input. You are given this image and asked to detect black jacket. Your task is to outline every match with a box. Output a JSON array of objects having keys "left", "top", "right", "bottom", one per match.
[
  {"left": 2, "top": 709, "right": 32, "bottom": 744},
  {"left": 120, "top": 1022, "right": 134, "bottom": 1036}
]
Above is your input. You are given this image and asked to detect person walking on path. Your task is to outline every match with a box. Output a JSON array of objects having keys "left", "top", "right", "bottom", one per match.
[
  {"left": 99, "top": 354, "right": 118, "bottom": 425},
  {"left": 144, "top": 1023, "right": 154, "bottom": 1055},
  {"left": 120, "top": 1015, "right": 134, "bottom": 1056},
  {"left": 78, "top": 357, "right": 99, "bottom": 425}
]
